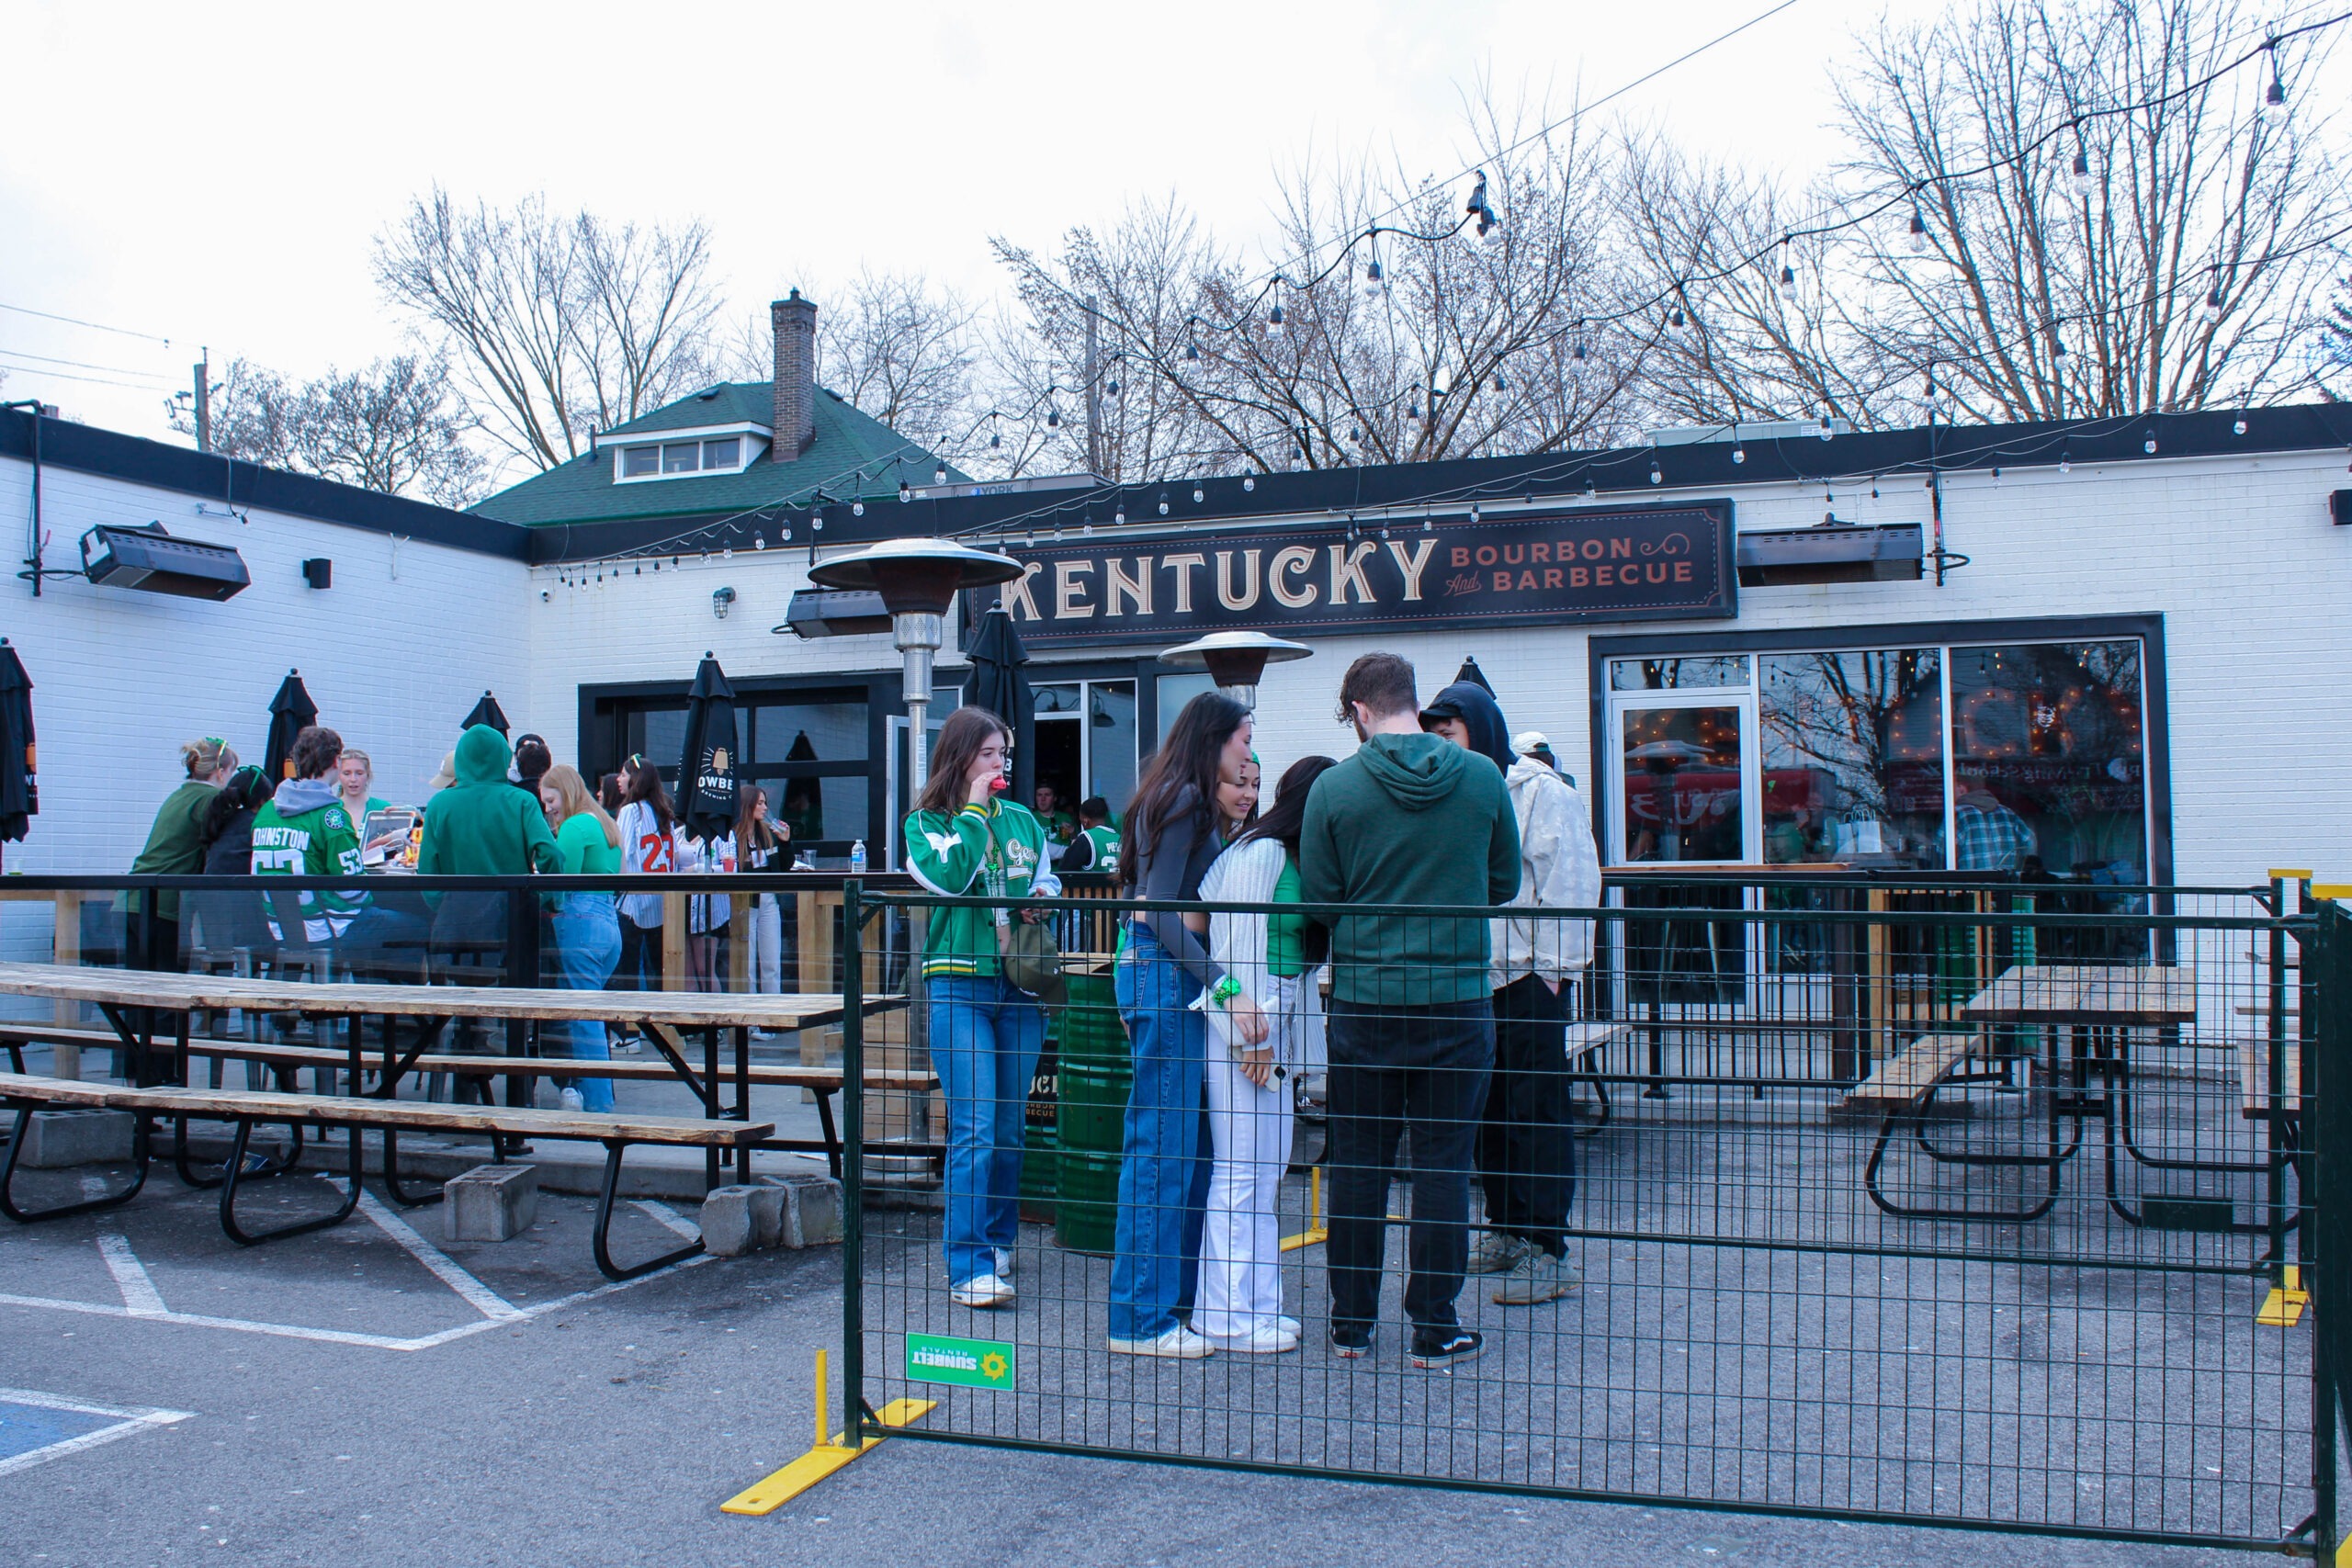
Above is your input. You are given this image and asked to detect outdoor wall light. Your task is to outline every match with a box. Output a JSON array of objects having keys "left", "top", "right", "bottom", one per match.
[{"left": 712, "top": 585, "right": 737, "bottom": 618}]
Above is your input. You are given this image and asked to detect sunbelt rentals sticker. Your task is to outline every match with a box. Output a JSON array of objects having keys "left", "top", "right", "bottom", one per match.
[{"left": 905, "top": 1333, "right": 1014, "bottom": 1391}]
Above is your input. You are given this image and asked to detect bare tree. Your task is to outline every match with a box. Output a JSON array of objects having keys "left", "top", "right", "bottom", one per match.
[
  {"left": 989, "top": 89, "right": 1645, "bottom": 481},
  {"left": 373, "top": 189, "right": 722, "bottom": 471},
  {"left": 1623, "top": 0, "right": 2346, "bottom": 427},
  {"left": 168, "top": 354, "right": 486, "bottom": 508}
]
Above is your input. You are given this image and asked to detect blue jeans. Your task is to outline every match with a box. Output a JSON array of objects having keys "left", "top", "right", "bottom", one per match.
[
  {"left": 550, "top": 894, "right": 622, "bottom": 1113},
  {"left": 1110, "top": 923, "right": 1213, "bottom": 1341},
  {"left": 930, "top": 973, "right": 1045, "bottom": 1288}
]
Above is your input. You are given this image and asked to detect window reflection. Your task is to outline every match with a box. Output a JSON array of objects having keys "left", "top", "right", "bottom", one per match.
[
  {"left": 1759, "top": 649, "right": 1944, "bottom": 868},
  {"left": 1620, "top": 705, "right": 1743, "bottom": 863},
  {"left": 1947, "top": 641, "right": 2145, "bottom": 880},
  {"left": 1610, "top": 656, "right": 1750, "bottom": 691}
]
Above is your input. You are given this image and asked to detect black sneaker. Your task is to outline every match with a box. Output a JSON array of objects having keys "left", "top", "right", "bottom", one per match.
[
  {"left": 1329, "top": 1323, "right": 1374, "bottom": 1359},
  {"left": 1409, "top": 1328, "right": 1483, "bottom": 1370}
]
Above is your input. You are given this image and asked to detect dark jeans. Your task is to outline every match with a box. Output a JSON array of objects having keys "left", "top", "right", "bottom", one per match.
[
  {"left": 1325, "top": 997, "right": 1494, "bottom": 1335},
  {"left": 1479, "top": 974, "right": 1576, "bottom": 1255}
]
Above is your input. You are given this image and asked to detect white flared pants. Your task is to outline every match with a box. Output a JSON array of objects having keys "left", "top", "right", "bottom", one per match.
[{"left": 1195, "top": 976, "right": 1297, "bottom": 1340}]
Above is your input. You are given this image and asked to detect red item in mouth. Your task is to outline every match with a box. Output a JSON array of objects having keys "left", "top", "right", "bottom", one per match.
[{"left": 988, "top": 776, "right": 1009, "bottom": 793}]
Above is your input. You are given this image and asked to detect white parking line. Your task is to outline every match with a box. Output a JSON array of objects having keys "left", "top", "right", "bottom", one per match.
[
  {"left": 355, "top": 1191, "right": 522, "bottom": 1322},
  {"left": 95, "top": 1235, "right": 166, "bottom": 1316},
  {"left": 633, "top": 1200, "right": 702, "bottom": 1240},
  {"left": 0, "top": 1385, "right": 193, "bottom": 1478}
]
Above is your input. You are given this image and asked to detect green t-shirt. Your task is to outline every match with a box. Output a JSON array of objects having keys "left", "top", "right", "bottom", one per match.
[
  {"left": 1039, "top": 807, "right": 1078, "bottom": 845},
  {"left": 556, "top": 812, "right": 622, "bottom": 876},
  {"left": 125, "top": 778, "right": 217, "bottom": 919},
  {"left": 1267, "top": 855, "right": 1306, "bottom": 979}
]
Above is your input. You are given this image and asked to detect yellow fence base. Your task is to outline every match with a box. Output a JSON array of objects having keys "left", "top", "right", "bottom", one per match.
[
  {"left": 2256, "top": 1267, "right": 2311, "bottom": 1328},
  {"left": 720, "top": 1348, "right": 935, "bottom": 1516}
]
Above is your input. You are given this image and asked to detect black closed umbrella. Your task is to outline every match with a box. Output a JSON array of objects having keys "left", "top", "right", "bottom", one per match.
[
  {"left": 1454, "top": 656, "right": 1495, "bottom": 694},
  {"left": 964, "top": 604, "right": 1035, "bottom": 807},
  {"left": 463, "top": 691, "right": 510, "bottom": 736},
  {"left": 676, "top": 653, "right": 740, "bottom": 840},
  {"left": 265, "top": 670, "right": 319, "bottom": 781},
  {"left": 0, "top": 638, "right": 36, "bottom": 849}
]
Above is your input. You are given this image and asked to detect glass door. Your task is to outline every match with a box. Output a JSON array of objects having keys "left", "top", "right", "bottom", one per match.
[{"left": 1609, "top": 694, "right": 1756, "bottom": 864}]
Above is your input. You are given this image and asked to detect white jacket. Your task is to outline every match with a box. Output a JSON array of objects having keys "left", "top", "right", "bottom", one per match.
[
  {"left": 1489, "top": 756, "right": 1601, "bottom": 989},
  {"left": 1192, "top": 837, "right": 1327, "bottom": 1069}
]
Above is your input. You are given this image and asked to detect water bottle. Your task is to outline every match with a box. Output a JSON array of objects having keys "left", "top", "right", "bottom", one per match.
[{"left": 848, "top": 840, "right": 867, "bottom": 875}]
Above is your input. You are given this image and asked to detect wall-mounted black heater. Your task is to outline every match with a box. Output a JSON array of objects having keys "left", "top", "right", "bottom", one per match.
[
  {"left": 1736, "top": 523, "right": 1925, "bottom": 587},
  {"left": 775, "top": 587, "right": 890, "bottom": 638},
  {"left": 79, "top": 523, "right": 251, "bottom": 601}
]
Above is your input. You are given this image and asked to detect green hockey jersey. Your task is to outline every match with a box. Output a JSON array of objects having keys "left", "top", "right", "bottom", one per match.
[
  {"left": 250, "top": 778, "right": 365, "bottom": 942},
  {"left": 902, "top": 798, "right": 1059, "bottom": 979}
]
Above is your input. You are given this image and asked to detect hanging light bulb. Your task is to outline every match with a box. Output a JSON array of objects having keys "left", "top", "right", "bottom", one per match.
[
  {"left": 2143, "top": 430, "right": 2158, "bottom": 455},
  {"left": 722, "top": 547, "right": 733, "bottom": 560},
  {"left": 2052, "top": 330, "right": 2067, "bottom": 359},
  {"left": 934, "top": 460, "right": 948, "bottom": 486},
  {"left": 1107, "top": 374, "right": 1121, "bottom": 399},
  {"left": 1583, "top": 476, "right": 1598, "bottom": 499},
  {"left": 1157, "top": 493, "right": 1170, "bottom": 516},
  {"left": 1192, "top": 484, "right": 1204, "bottom": 503},
  {"left": 1267, "top": 299, "right": 1285, "bottom": 333},
  {"left": 899, "top": 481, "right": 911, "bottom": 502},
  {"left": 2233, "top": 416, "right": 2248, "bottom": 436},
  {"left": 1732, "top": 445, "right": 1747, "bottom": 465},
  {"left": 1407, "top": 392, "right": 1421, "bottom": 422},
  {"left": 2202, "top": 286, "right": 2223, "bottom": 321},
  {"left": 1185, "top": 337, "right": 1201, "bottom": 363},
  {"left": 1572, "top": 339, "right": 1588, "bottom": 362},
  {"left": 753, "top": 534, "right": 763, "bottom": 550},
  {"left": 1421, "top": 514, "right": 1432, "bottom": 532},
  {"left": 1113, "top": 503, "right": 1125, "bottom": 525},
  {"left": 1908, "top": 209, "right": 1928, "bottom": 252},
  {"left": 1242, "top": 476, "right": 1255, "bottom": 492},
  {"left": 990, "top": 429, "right": 1002, "bottom": 450},
  {"left": 1818, "top": 411, "right": 1835, "bottom": 440},
  {"left": 1669, "top": 308, "right": 1686, "bottom": 329},
  {"left": 2265, "top": 44, "right": 2288, "bottom": 117},
  {"left": 1469, "top": 504, "right": 1481, "bottom": 524},
  {"left": 1648, "top": 461, "right": 1662, "bottom": 485},
  {"left": 1363, "top": 256, "right": 1385, "bottom": 297},
  {"left": 851, "top": 499, "right": 865, "bottom": 516},
  {"left": 780, "top": 526, "right": 791, "bottom": 541},
  {"left": 2070, "top": 146, "right": 2091, "bottom": 188},
  {"left": 1046, "top": 404, "right": 1061, "bottom": 429},
  {"left": 1780, "top": 261, "right": 1796, "bottom": 290},
  {"left": 2059, "top": 450, "right": 2072, "bottom": 474}
]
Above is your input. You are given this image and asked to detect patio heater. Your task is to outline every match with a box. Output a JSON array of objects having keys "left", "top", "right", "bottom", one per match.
[
  {"left": 1157, "top": 630, "right": 1312, "bottom": 712},
  {"left": 807, "top": 537, "right": 1022, "bottom": 801}
]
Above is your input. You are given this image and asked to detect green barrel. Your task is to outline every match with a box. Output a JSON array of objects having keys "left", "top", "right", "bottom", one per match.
[
  {"left": 1054, "top": 974, "right": 1129, "bottom": 1255},
  {"left": 1017, "top": 1041, "right": 1059, "bottom": 1224}
]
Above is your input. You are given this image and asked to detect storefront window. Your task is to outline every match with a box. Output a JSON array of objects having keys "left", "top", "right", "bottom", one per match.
[
  {"left": 1759, "top": 649, "right": 1944, "bottom": 868},
  {"left": 747, "top": 700, "right": 867, "bottom": 765},
  {"left": 1619, "top": 705, "right": 1744, "bottom": 863},
  {"left": 1611, "top": 656, "right": 1749, "bottom": 691},
  {"left": 1947, "top": 641, "right": 2146, "bottom": 879},
  {"left": 1157, "top": 672, "right": 1216, "bottom": 743}
]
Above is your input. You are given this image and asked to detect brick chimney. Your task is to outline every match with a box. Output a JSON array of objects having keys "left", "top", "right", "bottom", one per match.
[{"left": 770, "top": 289, "right": 817, "bottom": 459}]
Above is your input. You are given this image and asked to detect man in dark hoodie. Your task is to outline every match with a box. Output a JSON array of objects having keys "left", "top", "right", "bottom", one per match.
[
  {"left": 1300, "top": 652, "right": 1520, "bottom": 1369},
  {"left": 418, "top": 723, "right": 561, "bottom": 953}
]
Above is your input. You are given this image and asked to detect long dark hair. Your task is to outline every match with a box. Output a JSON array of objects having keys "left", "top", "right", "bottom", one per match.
[
  {"left": 1235, "top": 755, "right": 1337, "bottom": 863},
  {"left": 621, "top": 753, "right": 677, "bottom": 834},
  {"left": 1119, "top": 691, "right": 1250, "bottom": 893},
  {"left": 918, "top": 707, "right": 1011, "bottom": 817},
  {"left": 733, "top": 784, "right": 777, "bottom": 853}
]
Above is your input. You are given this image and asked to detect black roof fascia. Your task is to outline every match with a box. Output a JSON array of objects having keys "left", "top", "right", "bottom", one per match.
[
  {"left": 521, "top": 401, "right": 2352, "bottom": 566},
  {"left": 0, "top": 409, "right": 532, "bottom": 562}
]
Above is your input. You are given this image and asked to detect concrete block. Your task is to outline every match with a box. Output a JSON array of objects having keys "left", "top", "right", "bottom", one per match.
[
  {"left": 772, "top": 1171, "right": 844, "bottom": 1248},
  {"left": 443, "top": 1162, "right": 538, "bottom": 1242},
  {"left": 748, "top": 1184, "right": 787, "bottom": 1250},
  {"left": 700, "top": 1185, "right": 760, "bottom": 1257},
  {"left": 17, "top": 1109, "right": 135, "bottom": 1168}
]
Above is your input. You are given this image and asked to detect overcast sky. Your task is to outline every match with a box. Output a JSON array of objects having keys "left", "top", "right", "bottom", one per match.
[{"left": 7, "top": 0, "right": 2283, "bottom": 452}]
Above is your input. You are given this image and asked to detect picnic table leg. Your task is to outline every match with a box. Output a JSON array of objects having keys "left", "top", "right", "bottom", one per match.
[
  {"left": 0, "top": 1101, "right": 152, "bottom": 1222},
  {"left": 811, "top": 1087, "right": 842, "bottom": 1180},
  {"left": 704, "top": 1025, "right": 721, "bottom": 1190},
  {"left": 734, "top": 1025, "right": 752, "bottom": 1186},
  {"left": 379, "top": 1127, "right": 446, "bottom": 1207},
  {"left": 591, "top": 1139, "right": 703, "bottom": 1280},
  {"left": 220, "top": 1117, "right": 362, "bottom": 1245}
]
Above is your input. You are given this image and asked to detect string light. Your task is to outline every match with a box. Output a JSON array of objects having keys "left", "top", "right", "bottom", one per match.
[
  {"left": 1732, "top": 443, "right": 1746, "bottom": 465},
  {"left": 1668, "top": 308, "right": 1686, "bottom": 329},
  {"left": 1908, "top": 209, "right": 1928, "bottom": 251},
  {"left": 2265, "top": 40, "right": 2288, "bottom": 116},
  {"left": 2070, "top": 145, "right": 2092, "bottom": 188},
  {"left": 2202, "top": 286, "right": 2223, "bottom": 321},
  {"left": 1817, "top": 412, "right": 1834, "bottom": 440},
  {"left": 851, "top": 500, "right": 865, "bottom": 516},
  {"left": 2143, "top": 429, "right": 2158, "bottom": 455},
  {"left": 1046, "top": 404, "right": 1061, "bottom": 429},
  {"left": 1242, "top": 476, "right": 1255, "bottom": 491},
  {"left": 1157, "top": 493, "right": 1170, "bottom": 516},
  {"left": 1114, "top": 503, "right": 1126, "bottom": 525},
  {"left": 1363, "top": 256, "right": 1385, "bottom": 296},
  {"left": 1648, "top": 461, "right": 1663, "bottom": 485},
  {"left": 2060, "top": 450, "right": 2072, "bottom": 474},
  {"left": 934, "top": 460, "right": 948, "bottom": 486},
  {"left": 2233, "top": 416, "right": 2248, "bottom": 435},
  {"left": 1192, "top": 485, "right": 1204, "bottom": 503},
  {"left": 899, "top": 481, "right": 911, "bottom": 502}
]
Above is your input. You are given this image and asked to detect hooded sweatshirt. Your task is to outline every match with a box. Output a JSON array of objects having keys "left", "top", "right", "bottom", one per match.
[
  {"left": 1490, "top": 755, "right": 1602, "bottom": 989},
  {"left": 1421, "top": 681, "right": 1515, "bottom": 776},
  {"left": 418, "top": 725, "right": 561, "bottom": 883},
  {"left": 251, "top": 777, "right": 365, "bottom": 942},
  {"left": 1298, "top": 730, "right": 1520, "bottom": 1008}
]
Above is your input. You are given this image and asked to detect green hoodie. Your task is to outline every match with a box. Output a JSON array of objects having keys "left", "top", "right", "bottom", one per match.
[
  {"left": 418, "top": 725, "right": 560, "bottom": 886},
  {"left": 1299, "top": 730, "right": 1521, "bottom": 1007}
]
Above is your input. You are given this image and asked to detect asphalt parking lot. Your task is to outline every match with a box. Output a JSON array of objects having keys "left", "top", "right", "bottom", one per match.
[{"left": 0, "top": 1154, "right": 2267, "bottom": 1568}]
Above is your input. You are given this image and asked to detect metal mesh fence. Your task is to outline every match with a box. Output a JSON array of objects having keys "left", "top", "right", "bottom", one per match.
[{"left": 847, "top": 881, "right": 2326, "bottom": 1552}]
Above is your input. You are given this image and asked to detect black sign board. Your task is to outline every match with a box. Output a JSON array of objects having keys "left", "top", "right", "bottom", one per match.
[{"left": 994, "top": 501, "right": 1735, "bottom": 648}]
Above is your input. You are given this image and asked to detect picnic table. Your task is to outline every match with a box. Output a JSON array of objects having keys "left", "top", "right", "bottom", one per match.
[
  {"left": 1863, "top": 963, "right": 2201, "bottom": 1224},
  {"left": 0, "top": 960, "right": 898, "bottom": 1186}
]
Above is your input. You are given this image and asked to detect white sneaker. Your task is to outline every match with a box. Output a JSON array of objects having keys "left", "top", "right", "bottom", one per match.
[
  {"left": 951, "top": 1272, "right": 1015, "bottom": 1309},
  {"left": 1107, "top": 1325, "right": 1216, "bottom": 1359},
  {"left": 1203, "top": 1322, "right": 1300, "bottom": 1355},
  {"left": 994, "top": 1247, "right": 1016, "bottom": 1279},
  {"left": 558, "top": 1087, "right": 585, "bottom": 1112}
]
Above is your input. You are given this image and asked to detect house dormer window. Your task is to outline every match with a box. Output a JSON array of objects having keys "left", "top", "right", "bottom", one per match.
[{"left": 610, "top": 424, "right": 765, "bottom": 484}]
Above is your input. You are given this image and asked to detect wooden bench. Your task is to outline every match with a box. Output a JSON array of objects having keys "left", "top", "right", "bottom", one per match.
[
  {"left": 1563, "top": 1021, "right": 1630, "bottom": 1134},
  {"left": 2238, "top": 1037, "right": 2303, "bottom": 1122},
  {"left": 0, "top": 1069, "right": 771, "bottom": 1280},
  {"left": 0, "top": 1022, "right": 939, "bottom": 1179},
  {"left": 1840, "top": 1032, "right": 1992, "bottom": 1112}
]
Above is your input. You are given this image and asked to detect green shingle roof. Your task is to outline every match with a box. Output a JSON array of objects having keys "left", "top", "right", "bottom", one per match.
[{"left": 469, "top": 384, "right": 965, "bottom": 527}]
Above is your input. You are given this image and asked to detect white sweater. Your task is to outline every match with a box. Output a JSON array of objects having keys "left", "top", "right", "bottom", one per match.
[
  {"left": 1193, "top": 837, "right": 1326, "bottom": 1066},
  {"left": 1489, "top": 756, "right": 1602, "bottom": 989}
]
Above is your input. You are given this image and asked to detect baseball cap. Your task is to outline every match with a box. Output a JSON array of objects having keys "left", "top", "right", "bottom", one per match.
[{"left": 1510, "top": 730, "right": 1550, "bottom": 757}]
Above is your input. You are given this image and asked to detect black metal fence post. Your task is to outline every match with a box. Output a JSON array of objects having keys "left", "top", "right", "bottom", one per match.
[
  {"left": 2311, "top": 897, "right": 2346, "bottom": 1562},
  {"left": 841, "top": 878, "right": 867, "bottom": 1444}
]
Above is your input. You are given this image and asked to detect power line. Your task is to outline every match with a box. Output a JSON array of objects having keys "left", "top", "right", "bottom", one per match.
[
  {"left": 0, "top": 346, "right": 176, "bottom": 383},
  {"left": 0, "top": 360, "right": 175, "bottom": 393},
  {"left": 0, "top": 300, "right": 173, "bottom": 346}
]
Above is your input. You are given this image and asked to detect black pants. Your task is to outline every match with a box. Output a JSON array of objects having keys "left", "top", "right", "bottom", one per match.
[
  {"left": 1479, "top": 974, "right": 1576, "bottom": 1255},
  {"left": 1325, "top": 997, "right": 1494, "bottom": 1335},
  {"left": 616, "top": 919, "right": 660, "bottom": 995}
]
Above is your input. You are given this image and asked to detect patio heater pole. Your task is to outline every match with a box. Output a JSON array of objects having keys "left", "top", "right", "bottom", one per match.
[
  {"left": 808, "top": 537, "right": 1023, "bottom": 817},
  {"left": 1157, "top": 630, "right": 1313, "bottom": 712}
]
